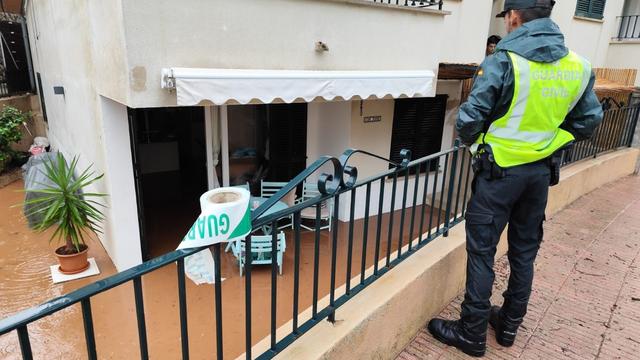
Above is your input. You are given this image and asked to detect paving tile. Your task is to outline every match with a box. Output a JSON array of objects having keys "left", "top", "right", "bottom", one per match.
[{"left": 395, "top": 176, "right": 640, "bottom": 360}]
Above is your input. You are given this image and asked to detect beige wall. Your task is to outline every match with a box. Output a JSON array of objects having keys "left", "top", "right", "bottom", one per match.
[
  {"left": 86, "top": 0, "right": 130, "bottom": 104},
  {"left": 121, "top": 0, "right": 446, "bottom": 107},
  {"left": 606, "top": 42, "right": 640, "bottom": 85},
  {"left": 349, "top": 99, "right": 396, "bottom": 178},
  {"left": 551, "top": 0, "right": 625, "bottom": 67},
  {"left": 440, "top": 0, "right": 494, "bottom": 64},
  {"left": 490, "top": 0, "right": 507, "bottom": 37},
  {"left": 25, "top": 0, "right": 142, "bottom": 270},
  {"left": 306, "top": 101, "right": 352, "bottom": 177}
]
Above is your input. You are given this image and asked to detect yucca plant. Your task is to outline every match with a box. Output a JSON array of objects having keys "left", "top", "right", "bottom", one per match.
[{"left": 24, "top": 153, "right": 106, "bottom": 254}]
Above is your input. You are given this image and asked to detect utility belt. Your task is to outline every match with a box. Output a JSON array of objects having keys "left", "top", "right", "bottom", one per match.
[{"left": 472, "top": 143, "right": 573, "bottom": 186}]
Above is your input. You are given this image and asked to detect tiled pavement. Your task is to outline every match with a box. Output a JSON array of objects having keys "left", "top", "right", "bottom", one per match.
[{"left": 396, "top": 175, "right": 640, "bottom": 360}]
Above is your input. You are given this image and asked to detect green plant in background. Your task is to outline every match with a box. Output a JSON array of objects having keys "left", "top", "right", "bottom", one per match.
[
  {"left": 24, "top": 153, "right": 107, "bottom": 254},
  {"left": 0, "top": 106, "right": 30, "bottom": 173}
]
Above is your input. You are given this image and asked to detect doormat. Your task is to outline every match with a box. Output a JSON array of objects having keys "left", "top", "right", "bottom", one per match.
[{"left": 50, "top": 258, "right": 101, "bottom": 284}]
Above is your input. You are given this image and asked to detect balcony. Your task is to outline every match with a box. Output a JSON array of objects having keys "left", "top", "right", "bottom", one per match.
[{"left": 615, "top": 15, "right": 640, "bottom": 40}]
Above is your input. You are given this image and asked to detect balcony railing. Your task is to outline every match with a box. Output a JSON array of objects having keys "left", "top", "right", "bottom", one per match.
[
  {"left": 615, "top": 15, "right": 640, "bottom": 40},
  {"left": 2, "top": 105, "right": 637, "bottom": 359},
  {"left": 561, "top": 104, "right": 640, "bottom": 166},
  {"left": 372, "top": 0, "right": 443, "bottom": 10},
  {"left": 0, "top": 143, "right": 471, "bottom": 359}
]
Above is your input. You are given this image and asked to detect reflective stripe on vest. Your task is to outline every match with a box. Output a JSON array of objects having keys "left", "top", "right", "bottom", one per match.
[{"left": 475, "top": 51, "right": 592, "bottom": 167}]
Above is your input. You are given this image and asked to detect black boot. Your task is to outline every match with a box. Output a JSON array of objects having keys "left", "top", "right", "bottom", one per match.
[
  {"left": 427, "top": 318, "right": 486, "bottom": 357},
  {"left": 489, "top": 306, "right": 520, "bottom": 347}
]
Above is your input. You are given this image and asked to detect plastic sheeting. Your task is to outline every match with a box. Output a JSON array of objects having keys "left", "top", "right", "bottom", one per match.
[{"left": 22, "top": 152, "right": 63, "bottom": 229}]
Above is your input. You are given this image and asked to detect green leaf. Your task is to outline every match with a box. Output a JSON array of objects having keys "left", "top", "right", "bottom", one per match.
[{"left": 18, "top": 153, "right": 107, "bottom": 248}]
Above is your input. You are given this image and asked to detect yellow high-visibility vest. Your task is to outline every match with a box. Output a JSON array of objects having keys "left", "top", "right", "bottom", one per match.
[{"left": 474, "top": 51, "right": 592, "bottom": 167}]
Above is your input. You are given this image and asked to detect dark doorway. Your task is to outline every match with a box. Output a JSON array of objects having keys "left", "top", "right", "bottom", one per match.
[
  {"left": 226, "top": 103, "right": 307, "bottom": 193},
  {"left": 266, "top": 104, "right": 308, "bottom": 181},
  {"left": 129, "top": 107, "right": 207, "bottom": 260},
  {"left": 0, "top": 20, "right": 32, "bottom": 95}
]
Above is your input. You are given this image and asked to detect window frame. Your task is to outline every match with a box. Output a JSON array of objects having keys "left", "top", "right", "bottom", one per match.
[{"left": 575, "top": 0, "right": 606, "bottom": 20}]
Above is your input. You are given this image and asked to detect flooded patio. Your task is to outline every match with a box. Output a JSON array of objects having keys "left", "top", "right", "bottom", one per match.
[{"left": 0, "top": 180, "right": 447, "bottom": 359}]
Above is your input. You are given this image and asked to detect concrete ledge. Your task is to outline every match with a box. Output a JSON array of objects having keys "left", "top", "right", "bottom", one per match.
[
  {"left": 321, "top": 0, "right": 451, "bottom": 15},
  {"left": 547, "top": 148, "right": 640, "bottom": 215},
  {"left": 269, "top": 148, "right": 640, "bottom": 360}
]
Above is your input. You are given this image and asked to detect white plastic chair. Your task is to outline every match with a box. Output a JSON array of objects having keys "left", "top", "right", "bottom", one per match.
[
  {"left": 260, "top": 180, "right": 295, "bottom": 230},
  {"left": 233, "top": 232, "right": 286, "bottom": 276},
  {"left": 260, "top": 181, "right": 288, "bottom": 198},
  {"left": 298, "top": 181, "right": 333, "bottom": 231}
]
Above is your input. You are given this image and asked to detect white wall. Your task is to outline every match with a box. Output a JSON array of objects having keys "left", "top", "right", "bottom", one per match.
[
  {"left": 606, "top": 43, "right": 640, "bottom": 85},
  {"left": 306, "top": 101, "right": 352, "bottom": 185},
  {"left": 25, "top": 0, "right": 138, "bottom": 271},
  {"left": 333, "top": 79, "right": 461, "bottom": 221},
  {"left": 100, "top": 97, "right": 143, "bottom": 270},
  {"left": 121, "top": 0, "right": 446, "bottom": 107},
  {"left": 490, "top": 0, "right": 507, "bottom": 37},
  {"left": 623, "top": 0, "right": 640, "bottom": 15},
  {"left": 551, "top": 0, "right": 625, "bottom": 67},
  {"left": 349, "top": 99, "right": 396, "bottom": 178},
  {"left": 440, "top": 0, "right": 494, "bottom": 64}
]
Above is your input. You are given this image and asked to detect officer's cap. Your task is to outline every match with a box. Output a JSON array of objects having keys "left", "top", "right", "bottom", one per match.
[{"left": 496, "top": 0, "right": 555, "bottom": 18}]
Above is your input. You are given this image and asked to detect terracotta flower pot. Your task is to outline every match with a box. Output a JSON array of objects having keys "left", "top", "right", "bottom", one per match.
[{"left": 55, "top": 245, "right": 90, "bottom": 274}]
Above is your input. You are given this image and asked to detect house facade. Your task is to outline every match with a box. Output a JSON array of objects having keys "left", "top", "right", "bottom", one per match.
[{"left": 23, "top": 0, "right": 639, "bottom": 271}]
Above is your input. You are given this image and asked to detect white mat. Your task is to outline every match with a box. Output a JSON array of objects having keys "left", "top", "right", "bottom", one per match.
[{"left": 50, "top": 258, "right": 100, "bottom": 284}]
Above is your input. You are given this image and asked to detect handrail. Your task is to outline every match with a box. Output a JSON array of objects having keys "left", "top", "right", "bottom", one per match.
[
  {"left": 0, "top": 247, "right": 203, "bottom": 335},
  {"left": 1, "top": 144, "right": 464, "bottom": 337}
]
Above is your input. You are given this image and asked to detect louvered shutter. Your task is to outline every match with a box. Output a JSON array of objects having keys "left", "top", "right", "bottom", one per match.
[
  {"left": 575, "top": 0, "right": 606, "bottom": 20},
  {"left": 389, "top": 95, "right": 448, "bottom": 173}
]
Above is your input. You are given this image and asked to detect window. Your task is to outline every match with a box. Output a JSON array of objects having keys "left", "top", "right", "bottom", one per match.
[
  {"left": 389, "top": 95, "right": 448, "bottom": 173},
  {"left": 575, "top": 0, "right": 606, "bottom": 20}
]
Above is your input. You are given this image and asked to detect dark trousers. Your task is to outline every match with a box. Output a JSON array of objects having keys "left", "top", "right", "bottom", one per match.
[{"left": 460, "top": 160, "right": 550, "bottom": 338}]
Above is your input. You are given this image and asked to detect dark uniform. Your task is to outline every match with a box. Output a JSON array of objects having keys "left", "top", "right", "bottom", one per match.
[{"left": 428, "top": 1, "right": 603, "bottom": 357}]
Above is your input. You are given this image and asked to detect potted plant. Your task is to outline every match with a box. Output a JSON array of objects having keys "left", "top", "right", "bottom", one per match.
[
  {"left": 0, "top": 106, "right": 30, "bottom": 174},
  {"left": 24, "top": 153, "right": 106, "bottom": 274}
]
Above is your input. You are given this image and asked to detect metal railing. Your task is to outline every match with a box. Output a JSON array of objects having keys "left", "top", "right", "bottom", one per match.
[
  {"left": 562, "top": 104, "right": 640, "bottom": 167},
  {"left": 615, "top": 15, "right": 640, "bottom": 40},
  {"left": 0, "top": 143, "right": 472, "bottom": 359},
  {"left": 372, "top": 0, "right": 444, "bottom": 10}
]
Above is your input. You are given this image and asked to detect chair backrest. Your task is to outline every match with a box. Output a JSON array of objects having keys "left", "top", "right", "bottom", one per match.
[
  {"left": 302, "top": 181, "right": 322, "bottom": 201},
  {"left": 239, "top": 232, "right": 286, "bottom": 254},
  {"left": 302, "top": 181, "right": 333, "bottom": 209},
  {"left": 261, "top": 181, "right": 288, "bottom": 198}
]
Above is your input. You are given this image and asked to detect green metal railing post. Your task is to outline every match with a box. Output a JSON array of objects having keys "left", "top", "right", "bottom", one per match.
[{"left": 443, "top": 140, "right": 460, "bottom": 237}]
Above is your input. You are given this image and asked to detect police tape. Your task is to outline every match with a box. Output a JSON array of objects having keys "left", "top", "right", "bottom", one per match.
[
  {"left": 177, "top": 187, "right": 252, "bottom": 250},
  {"left": 177, "top": 187, "right": 251, "bottom": 285}
]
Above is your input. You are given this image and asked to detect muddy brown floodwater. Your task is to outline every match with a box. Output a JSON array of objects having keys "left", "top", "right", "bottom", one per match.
[{"left": 1, "top": 179, "right": 445, "bottom": 359}]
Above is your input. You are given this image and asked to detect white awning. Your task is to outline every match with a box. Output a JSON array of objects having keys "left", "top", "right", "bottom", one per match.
[{"left": 161, "top": 68, "right": 436, "bottom": 105}]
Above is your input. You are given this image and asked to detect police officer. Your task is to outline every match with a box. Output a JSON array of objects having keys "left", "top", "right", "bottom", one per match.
[{"left": 428, "top": 1, "right": 603, "bottom": 357}]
